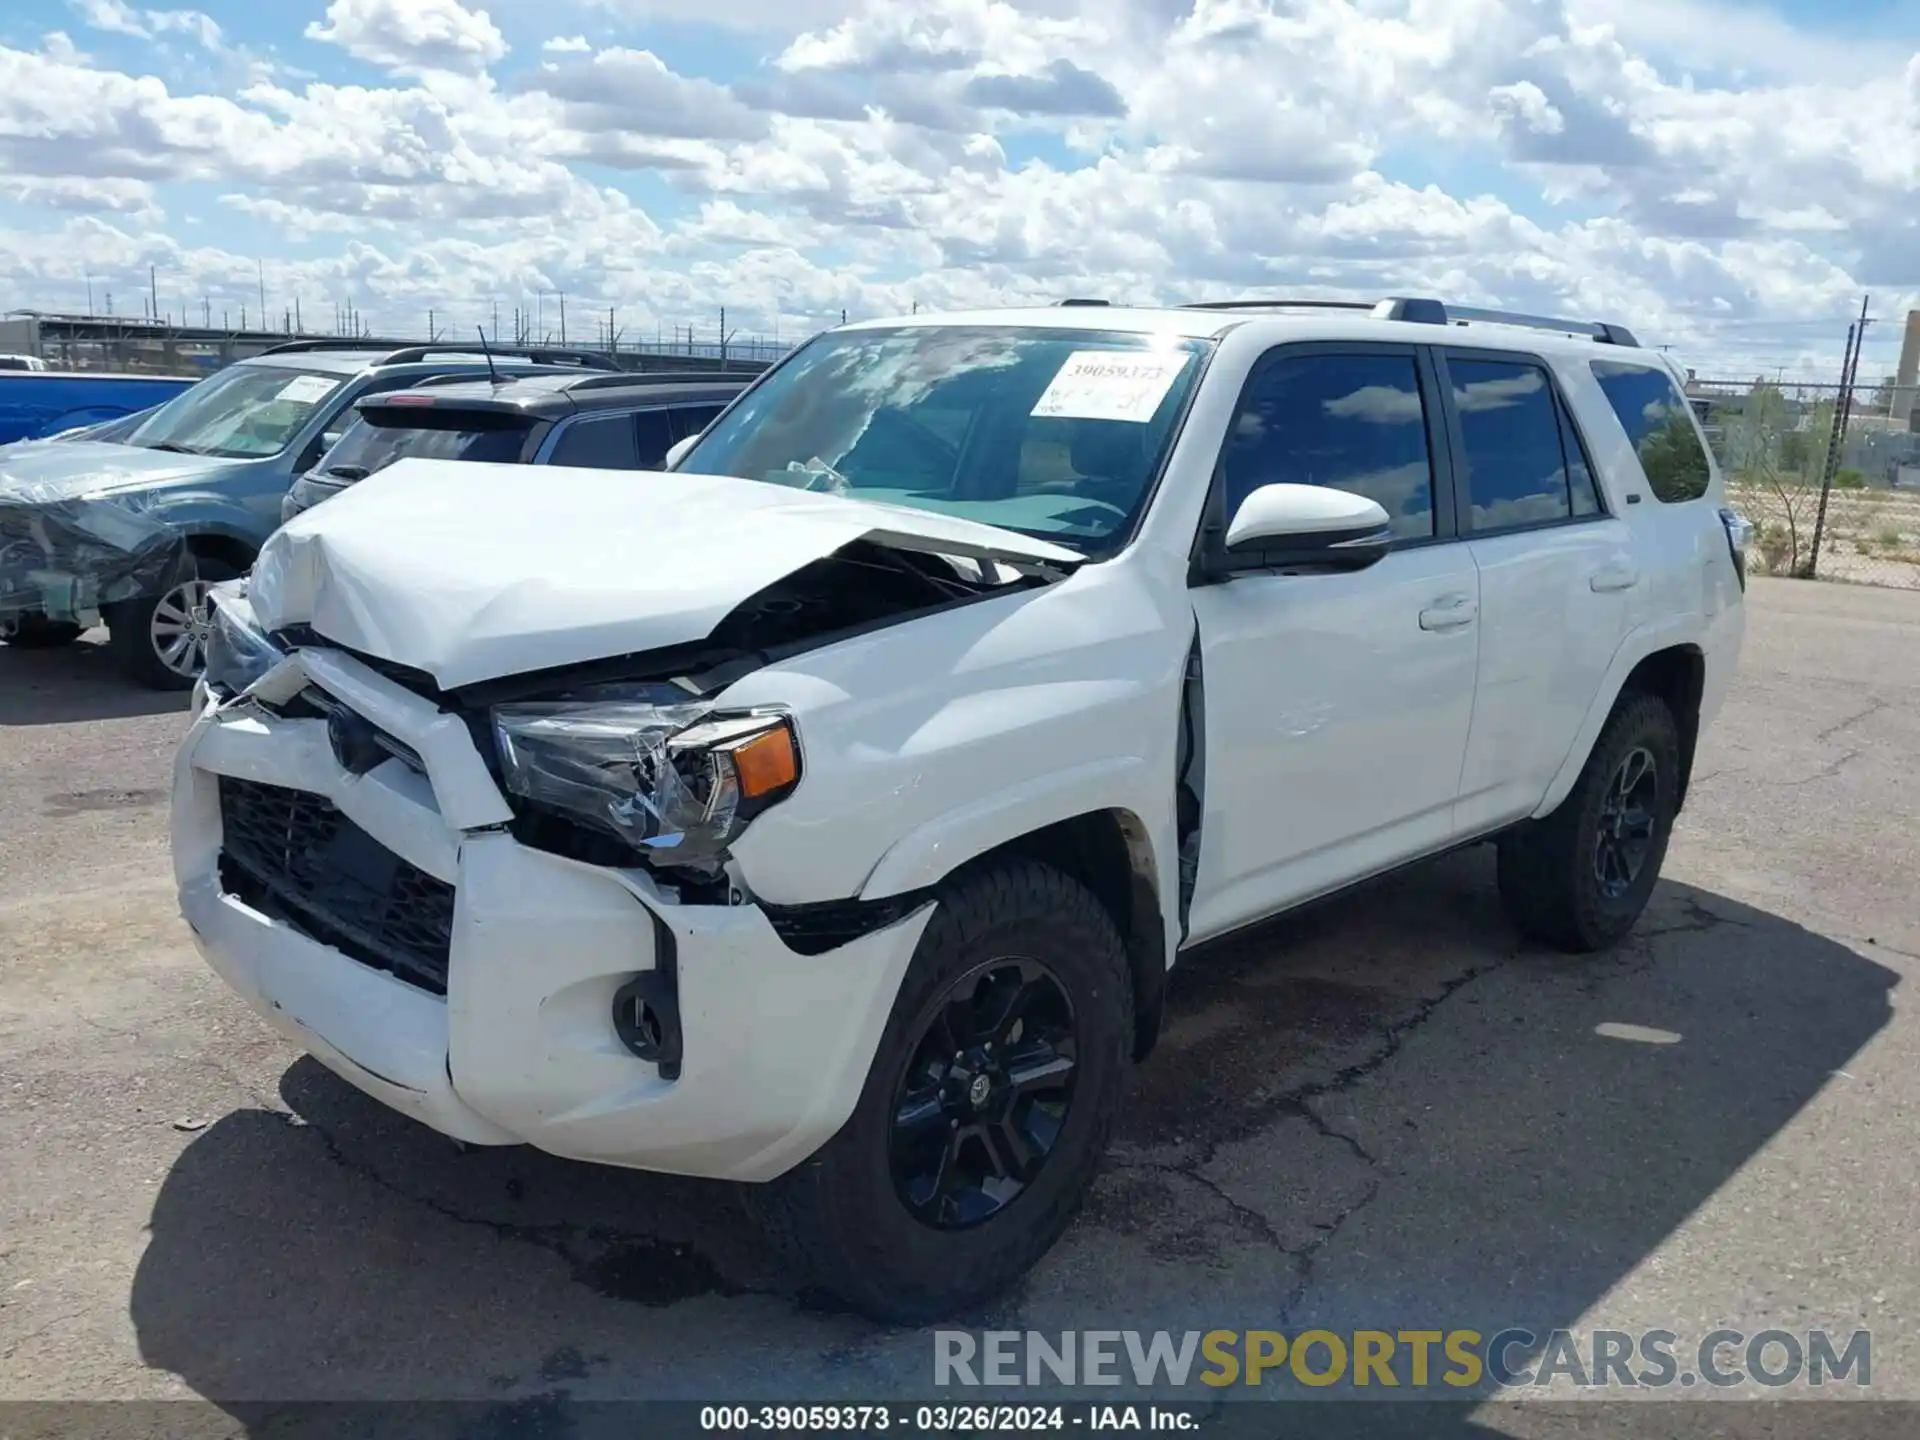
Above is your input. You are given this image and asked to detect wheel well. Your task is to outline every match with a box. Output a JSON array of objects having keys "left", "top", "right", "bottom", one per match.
[
  {"left": 1620, "top": 645, "right": 1705, "bottom": 808},
  {"left": 980, "top": 809, "right": 1167, "bottom": 1062},
  {"left": 185, "top": 533, "right": 256, "bottom": 575}
]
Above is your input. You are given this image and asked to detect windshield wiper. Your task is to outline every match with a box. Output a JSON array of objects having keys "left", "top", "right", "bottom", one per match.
[
  {"left": 324, "top": 464, "right": 371, "bottom": 481},
  {"left": 144, "top": 441, "right": 202, "bottom": 455}
]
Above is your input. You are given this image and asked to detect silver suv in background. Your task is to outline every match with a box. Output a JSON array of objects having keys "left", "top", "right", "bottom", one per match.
[{"left": 0, "top": 341, "right": 614, "bottom": 686}]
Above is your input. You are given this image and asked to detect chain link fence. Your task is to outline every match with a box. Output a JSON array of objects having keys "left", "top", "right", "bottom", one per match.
[{"left": 1692, "top": 379, "right": 1920, "bottom": 590}]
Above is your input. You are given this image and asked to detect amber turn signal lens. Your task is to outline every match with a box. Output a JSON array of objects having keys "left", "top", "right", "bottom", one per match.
[{"left": 731, "top": 724, "right": 800, "bottom": 799}]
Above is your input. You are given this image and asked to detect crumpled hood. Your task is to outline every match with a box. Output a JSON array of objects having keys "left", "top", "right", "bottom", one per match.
[
  {"left": 0, "top": 439, "right": 227, "bottom": 503},
  {"left": 251, "top": 458, "right": 1084, "bottom": 688}
]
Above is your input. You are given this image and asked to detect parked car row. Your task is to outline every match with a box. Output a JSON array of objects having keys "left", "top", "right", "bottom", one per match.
[
  {"left": 0, "top": 340, "right": 751, "bottom": 684},
  {"left": 164, "top": 297, "right": 1746, "bottom": 1321}
]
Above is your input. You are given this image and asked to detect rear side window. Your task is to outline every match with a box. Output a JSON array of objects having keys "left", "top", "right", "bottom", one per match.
[
  {"left": 1591, "top": 362, "right": 1712, "bottom": 502},
  {"left": 1449, "top": 359, "right": 1574, "bottom": 531},
  {"left": 632, "top": 408, "right": 674, "bottom": 466},
  {"left": 1220, "top": 353, "right": 1435, "bottom": 540},
  {"left": 321, "top": 409, "right": 535, "bottom": 478},
  {"left": 548, "top": 414, "right": 640, "bottom": 469},
  {"left": 670, "top": 405, "right": 724, "bottom": 442}
]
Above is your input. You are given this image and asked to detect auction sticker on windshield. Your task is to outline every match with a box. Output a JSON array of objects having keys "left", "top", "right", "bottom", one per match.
[
  {"left": 1030, "top": 351, "right": 1190, "bottom": 424},
  {"left": 276, "top": 374, "right": 339, "bottom": 404}
]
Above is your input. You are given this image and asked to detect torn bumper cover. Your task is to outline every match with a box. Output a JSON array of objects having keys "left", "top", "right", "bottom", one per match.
[
  {"left": 0, "top": 484, "right": 188, "bottom": 623},
  {"left": 173, "top": 644, "right": 932, "bottom": 1181}
]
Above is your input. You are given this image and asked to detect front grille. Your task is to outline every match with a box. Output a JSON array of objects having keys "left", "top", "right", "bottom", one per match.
[{"left": 216, "top": 776, "right": 455, "bottom": 994}]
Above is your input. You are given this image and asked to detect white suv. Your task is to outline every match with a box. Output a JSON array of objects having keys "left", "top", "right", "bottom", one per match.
[{"left": 171, "top": 297, "right": 1747, "bottom": 1321}]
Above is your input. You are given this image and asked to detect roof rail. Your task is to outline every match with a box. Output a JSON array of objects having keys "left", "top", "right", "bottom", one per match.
[
  {"left": 255, "top": 337, "right": 620, "bottom": 367},
  {"left": 1440, "top": 305, "right": 1640, "bottom": 347},
  {"left": 1183, "top": 299, "right": 1376, "bottom": 312},
  {"left": 256, "top": 338, "right": 395, "bottom": 356},
  {"left": 1180, "top": 295, "right": 1639, "bottom": 346},
  {"left": 374, "top": 345, "right": 614, "bottom": 369},
  {"left": 562, "top": 371, "right": 750, "bottom": 393},
  {"left": 1054, "top": 298, "right": 1110, "bottom": 307}
]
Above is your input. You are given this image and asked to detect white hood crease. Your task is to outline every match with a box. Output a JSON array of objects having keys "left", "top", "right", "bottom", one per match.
[{"left": 250, "top": 458, "right": 1085, "bottom": 688}]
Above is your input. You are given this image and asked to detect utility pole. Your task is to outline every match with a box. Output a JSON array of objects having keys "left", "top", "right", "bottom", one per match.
[
  {"left": 559, "top": 291, "right": 567, "bottom": 345},
  {"left": 149, "top": 265, "right": 158, "bottom": 325},
  {"left": 85, "top": 271, "right": 95, "bottom": 316},
  {"left": 1809, "top": 295, "right": 1872, "bottom": 578},
  {"left": 257, "top": 260, "right": 267, "bottom": 324},
  {"left": 295, "top": 296, "right": 302, "bottom": 333}
]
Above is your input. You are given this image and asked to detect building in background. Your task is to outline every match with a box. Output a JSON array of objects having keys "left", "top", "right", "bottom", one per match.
[{"left": 1893, "top": 309, "right": 1920, "bottom": 431}]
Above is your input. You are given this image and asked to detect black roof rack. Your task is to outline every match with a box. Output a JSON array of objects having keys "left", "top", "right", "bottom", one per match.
[
  {"left": 256, "top": 337, "right": 618, "bottom": 367},
  {"left": 1179, "top": 295, "right": 1639, "bottom": 346},
  {"left": 1053, "top": 298, "right": 1110, "bottom": 307},
  {"left": 1183, "top": 299, "right": 1376, "bottom": 312},
  {"left": 561, "top": 371, "right": 750, "bottom": 393}
]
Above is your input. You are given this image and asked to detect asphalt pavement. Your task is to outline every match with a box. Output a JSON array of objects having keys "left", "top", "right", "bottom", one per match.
[{"left": 1, "top": 577, "right": 1915, "bottom": 1430}]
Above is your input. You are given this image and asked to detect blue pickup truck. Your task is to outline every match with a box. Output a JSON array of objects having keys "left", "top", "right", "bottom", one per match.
[{"left": 0, "top": 370, "right": 198, "bottom": 446}]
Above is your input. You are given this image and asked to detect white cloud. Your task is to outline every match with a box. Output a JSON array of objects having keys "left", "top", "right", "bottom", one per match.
[
  {"left": 306, "top": 0, "right": 507, "bottom": 76},
  {"left": 528, "top": 47, "right": 768, "bottom": 143},
  {"left": 0, "top": 0, "right": 1914, "bottom": 381},
  {"left": 70, "top": 0, "right": 223, "bottom": 49}
]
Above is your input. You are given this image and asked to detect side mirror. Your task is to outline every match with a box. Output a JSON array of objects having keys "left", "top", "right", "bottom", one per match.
[
  {"left": 1219, "top": 483, "right": 1392, "bottom": 574},
  {"left": 663, "top": 434, "right": 698, "bottom": 470}
]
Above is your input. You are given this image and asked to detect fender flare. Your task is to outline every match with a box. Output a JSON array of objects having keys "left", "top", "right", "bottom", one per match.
[
  {"left": 1533, "top": 615, "right": 1705, "bottom": 818},
  {"left": 857, "top": 754, "right": 1162, "bottom": 900}
]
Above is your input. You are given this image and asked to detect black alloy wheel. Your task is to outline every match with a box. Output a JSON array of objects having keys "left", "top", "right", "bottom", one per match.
[
  {"left": 890, "top": 957, "right": 1078, "bottom": 1230},
  {"left": 1593, "top": 745, "right": 1659, "bottom": 900}
]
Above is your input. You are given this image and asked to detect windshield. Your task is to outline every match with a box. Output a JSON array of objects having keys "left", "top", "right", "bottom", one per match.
[
  {"left": 678, "top": 326, "right": 1209, "bottom": 553},
  {"left": 316, "top": 408, "right": 537, "bottom": 478},
  {"left": 126, "top": 363, "right": 344, "bottom": 459}
]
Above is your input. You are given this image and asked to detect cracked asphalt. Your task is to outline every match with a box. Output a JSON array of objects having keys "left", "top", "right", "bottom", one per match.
[{"left": 2, "top": 576, "right": 1917, "bottom": 1425}]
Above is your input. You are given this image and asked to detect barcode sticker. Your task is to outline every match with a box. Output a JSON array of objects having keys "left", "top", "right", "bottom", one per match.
[{"left": 1030, "top": 351, "right": 1190, "bottom": 423}]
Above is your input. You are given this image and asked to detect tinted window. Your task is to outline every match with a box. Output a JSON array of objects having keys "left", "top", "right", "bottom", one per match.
[
  {"left": 681, "top": 327, "right": 1208, "bottom": 553},
  {"left": 670, "top": 405, "right": 724, "bottom": 442},
  {"left": 1450, "top": 360, "right": 1572, "bottom": 530},
  {"left": 318, "top": 411, "right": 535, "bottom": 479},
  {"left": 549, "top": 414, "right": 640, "bottom": 469},
  {"left": 1219, "top": 353, "right": 1434, "bottom": 540},
  {"left": 632, "top": 408, "right": 674, "bottom": 466},
  {"left": 1591, "top": 361, "right": 1713, "bottom": 502},
  {"left": 1562, "top": 409, "right": 1603, "bottom": 516}
]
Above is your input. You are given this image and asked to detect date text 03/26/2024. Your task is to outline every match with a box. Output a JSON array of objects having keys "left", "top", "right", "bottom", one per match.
[{"left": 699, "top": 1405, "right": 1198, "bottom": 1432}]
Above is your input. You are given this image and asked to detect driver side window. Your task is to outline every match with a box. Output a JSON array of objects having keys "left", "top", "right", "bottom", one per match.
[{"left": 1221, "top": 352, "right": 1437, "bottom": 541}]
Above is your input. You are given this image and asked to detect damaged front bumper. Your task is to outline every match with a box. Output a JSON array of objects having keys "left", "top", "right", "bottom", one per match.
[
  {"left": 171, "top": 644, "right": 930, "bottom": 1182},
  {"left": 0, "top": 492, "right": 187, "bottom": 623}
]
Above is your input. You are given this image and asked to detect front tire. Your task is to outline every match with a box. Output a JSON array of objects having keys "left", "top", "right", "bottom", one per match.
[
  {"left": 1497, "top": 692, "right": 1681, "bottom": 952},
  {"left": 107, "top": 554, "right": 239, "bottom": 691},
  {"left": 750, "top": 858, "right": 1133, "bottom": 1323}
]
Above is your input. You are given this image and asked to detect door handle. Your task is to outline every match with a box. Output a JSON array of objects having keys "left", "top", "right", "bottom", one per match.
[
  {"left": 1419, "top": 595, "right": 1478, "bottom": 631},
  {"left": 1590, "top": 561, "right": 1641, "bottom": 593}
]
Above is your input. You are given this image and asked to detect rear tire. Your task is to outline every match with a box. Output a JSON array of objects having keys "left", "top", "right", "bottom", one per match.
[
  {"left": 0, "top": 615, "right": 84, "bottom": 649},
  {"left": 1497, "top": 692, "right": 1681, "bottom": 952},
  {"left": 107, "top": 553, "right": 240, "bottom": 691},
  {"left": 749, "top": 858, "right": 1133, "bottom": 1323}
]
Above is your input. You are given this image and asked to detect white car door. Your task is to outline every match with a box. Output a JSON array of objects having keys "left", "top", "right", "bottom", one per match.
[
  {"left": 1185, "top": 345, "right": 1481, "bottom": 944},
  {"left": 1438, "top": 350, "right": 1636, "bottom": 836}
]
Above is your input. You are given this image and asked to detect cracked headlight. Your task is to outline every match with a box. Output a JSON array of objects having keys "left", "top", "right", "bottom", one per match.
[
  {"left": 492, "top": 690, "right": 802, "bottom": 873},
  {"left": 203, "top": 581, "right": 284, "bottom": 696}
]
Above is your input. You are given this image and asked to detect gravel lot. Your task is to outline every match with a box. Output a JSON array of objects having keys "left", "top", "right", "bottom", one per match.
[{"left": 2, "top": 577, "right": 1916, "bottom": 1428}]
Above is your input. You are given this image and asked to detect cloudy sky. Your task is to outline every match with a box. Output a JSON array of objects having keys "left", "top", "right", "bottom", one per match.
[{"left": 1, "top": 0, "right": 1915, "bottom": 376}]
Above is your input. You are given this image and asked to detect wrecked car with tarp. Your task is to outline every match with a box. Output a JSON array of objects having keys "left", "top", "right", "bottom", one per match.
[{"left": 1, "top": 340, "right": 619, "bottom": 684}]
